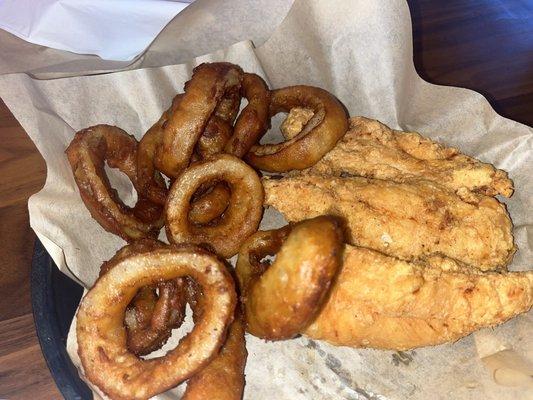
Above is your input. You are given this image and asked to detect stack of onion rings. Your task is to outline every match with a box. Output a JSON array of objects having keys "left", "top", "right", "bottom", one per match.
[
  {"left": 155, "top": 63, "right": 243, "bottom": 178},
  {"left": 68, "top": 62, "right": 352, "bottom": 399},
  {"left": 190, "top": 72, "right": 271, "bottom": 224}
]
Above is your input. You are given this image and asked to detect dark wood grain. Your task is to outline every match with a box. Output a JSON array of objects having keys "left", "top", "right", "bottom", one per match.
[
  {"left": 407, "top": 0, "right": 533, "bottom": 126},
  {"left": 0, "top": 314, "right": 60, "bottom": 400},
  {"left": 0, "top": 1, "right": 532, "bottom": 398},
  {"left": 0, "top": 98, "right": 59, "bottom": 399}
]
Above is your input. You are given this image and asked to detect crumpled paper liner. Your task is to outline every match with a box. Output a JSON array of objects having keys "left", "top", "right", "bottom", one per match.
[{"left": 0, "top": 0, "right": 531, "bottom": 398}]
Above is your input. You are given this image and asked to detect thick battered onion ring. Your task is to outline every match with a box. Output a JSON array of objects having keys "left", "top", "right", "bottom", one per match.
[
  {"left": 224, "top": 73, "right": 271, "bottom": 157},
  {"left": 66, "top": 125, "right": 163, "bottom": 242},
  {"left": 77, "top": 246, "right": 237, "bottom": 400},
  {"left": 245, "top": 85, "right": 349, "bottom": 172},
  {"left": 137, "top": 95, "right": 182, "bottom": 205},
  {"left": 99, "top": 240, "right": 187, "bottom": 356},
  {"left": 155, "top": 63, "right": 243, "bottom": 178},
  {"left": 165, "top": 154, "right": 264, "bottom": 258},
  {"left": 236, "top": 216, "right": 343, "bottom": 339}
]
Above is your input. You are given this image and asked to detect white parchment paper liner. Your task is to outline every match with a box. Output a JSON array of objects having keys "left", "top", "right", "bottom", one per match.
[{"left": 0, "top": 0, "right": 531, "bottom": 398}]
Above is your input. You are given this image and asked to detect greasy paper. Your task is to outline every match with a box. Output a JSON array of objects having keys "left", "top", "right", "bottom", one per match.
[{"left": 0, "top": 0, "right": 531, "bottom": 399}]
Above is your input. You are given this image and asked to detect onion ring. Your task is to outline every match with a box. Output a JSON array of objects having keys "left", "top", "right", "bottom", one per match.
[
  {"left": 77, "top": 246, "right": 237, "bottom": 400},
  {"left": 155, "top": 63, "right": 243, "bottom": 178},
  {"left": 66, "top": 125, "right": 163, "bottom": 242},
  {"left": 245, "top": 85, "right": 349, "bottom": 172},
  {"left": 224, "top": 73, "right": 271, "bottom": 157},
  {"left": 137, "top": 95, "right": 182, "bottom": 205},
  {"left": 236, "top": 216, "right": 343, "bottom": 339},
  {"left": 165, "top": 154, "right": 264, "bottom": 258},
  {"left": 99, "top": 239, "right": 187, "bottom": 356}
]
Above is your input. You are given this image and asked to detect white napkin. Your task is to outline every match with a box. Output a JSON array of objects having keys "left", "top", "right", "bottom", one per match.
[{"left": 0, "top": 0, "right": 194, "bottom": 61}]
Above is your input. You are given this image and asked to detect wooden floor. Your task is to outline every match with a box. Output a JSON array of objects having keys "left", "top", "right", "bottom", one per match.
[{"left": 0, "top": 1, "right": 532, "bottom": 398}]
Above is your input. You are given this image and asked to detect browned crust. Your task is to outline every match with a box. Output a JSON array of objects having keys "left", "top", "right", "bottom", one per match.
[
  {"left": 77, "top": 245, "right": 237, "bottom": 400},
  {"left": 155, "top": 63, "right": 243, "bottom": 178},
  {"left": 246, "top": 85, "right": 348, "bottom": 172},
  {"left": 224, "top": 73, "right": 271, "bottom": 158},
  {"left": 236, "top": 216, "right": 343, "bottom": 340},
  {"left": 165, "top": 154, "right": 264, "bottom": 258},
  {"left": 66, "top": 125, "right": 163, "bottom": 242}
]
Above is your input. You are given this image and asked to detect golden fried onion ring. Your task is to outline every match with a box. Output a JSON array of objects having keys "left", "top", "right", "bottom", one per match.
[
  {"left": 236, "top": 216, "right": 343, "bottom": 339},
  {"left": 99, "top": 241, "right": 246, "bottom": 396},
  {"left": 77, "top": 246, "right": 237, "bottom": 400},
  {"left": 155, "top": 63, "right": 243, "bottom": 178},
  {"left": 245, "top": 85, "right": 349, "bottom": 172},
  {"left": 66, "top": 125, "right": 163, "bottom": 242},
  {"left": 99, "top": 240, "right": 187, "bottom": 355},
  {"left": 166, "top": 154, "right": 264, "bottom": 258}
]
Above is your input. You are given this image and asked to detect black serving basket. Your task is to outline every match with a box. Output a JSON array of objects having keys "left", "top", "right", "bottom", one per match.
[{"left": 31, "top": 238, "right": 92, "bottom": 399}]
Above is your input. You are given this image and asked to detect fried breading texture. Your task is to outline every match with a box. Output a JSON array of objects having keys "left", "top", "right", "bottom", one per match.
[
  {"left": 183, "top": 314, "right": 247, "bottom": 400},
  {"left": 304, "top": 245, "right": 533, "bottom": 350},
  {"left": 304, "top": 116, "right": 513, "bottom": 197},
  {"left": 263, "top": 175, "right": 515, "bottom": 271}
]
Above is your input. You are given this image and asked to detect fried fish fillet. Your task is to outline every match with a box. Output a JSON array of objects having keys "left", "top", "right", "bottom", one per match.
[
  {"left": 263, "top": 175, "right": 515, "bottom": 271},
  {"left": 304, "top": 245, "right": 532, "bottom": 350},
  {"left": 303, "top": 116, "right": 513, "bottom": 197}
]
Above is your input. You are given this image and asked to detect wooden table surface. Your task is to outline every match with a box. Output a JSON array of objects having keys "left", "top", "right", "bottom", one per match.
[{"left": 0, "top": 1, "right": 531, "bottom": 398}]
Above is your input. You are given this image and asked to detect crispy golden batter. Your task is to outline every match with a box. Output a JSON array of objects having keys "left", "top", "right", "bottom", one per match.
[
  {"left": 236, "top": 217, "right": 343, "bottom": 340},
  {"left": 263, "top": 174, "right": 515, "bottom": 271},
  {"left": 183, "top": 314, "right": 247, "bottom": 400},
  {"left": 304, "top": 116, "right": 513, "bottom": 197},
  {"left": 304, "top": 245, "right": 533, "bottom": 350},
  {"left": 77, "top": 246, "right": 237, "bottom": 400}
]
